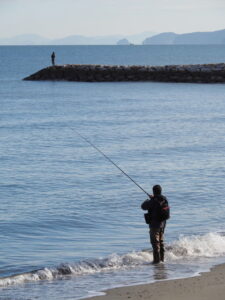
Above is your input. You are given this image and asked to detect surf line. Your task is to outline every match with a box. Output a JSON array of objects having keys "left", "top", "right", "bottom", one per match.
[{"left": 72, "top": 129, "right": 150, "bottom": 197}]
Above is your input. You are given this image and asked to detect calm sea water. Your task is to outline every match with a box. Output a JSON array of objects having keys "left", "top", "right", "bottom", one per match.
[{"left": 0, "top": 45, "right": 225, "bottom": 300}]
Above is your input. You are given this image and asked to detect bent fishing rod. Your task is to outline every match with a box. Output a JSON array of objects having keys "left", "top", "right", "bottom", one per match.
[{"left": 71, "top": 129, "right": 150, "bottom": 197}]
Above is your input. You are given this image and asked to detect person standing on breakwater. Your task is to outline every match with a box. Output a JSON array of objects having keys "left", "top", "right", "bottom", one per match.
[
  {"left": 51, "top": 51, "right": 55, "bottom": 66},
  {"left": 141, "top": 185, "right": 169, "bottom": 264}
]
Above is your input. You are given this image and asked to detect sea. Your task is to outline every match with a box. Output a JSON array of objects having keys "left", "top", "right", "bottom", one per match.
[{"left": 0, "top": 45, "right": 225, "bottom": 300}]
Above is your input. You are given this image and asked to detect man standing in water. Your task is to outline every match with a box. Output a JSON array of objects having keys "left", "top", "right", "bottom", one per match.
[
  {"left": 141, "top": 185, "right": 169, "bottom": 264},
  {"left": 51, "top": 51, "right": 55, "bottom": 66}
]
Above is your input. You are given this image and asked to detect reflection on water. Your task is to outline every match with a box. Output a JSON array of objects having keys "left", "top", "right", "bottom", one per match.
[{"left": 153, "top": 263, "right": 168, "bottom": 280}]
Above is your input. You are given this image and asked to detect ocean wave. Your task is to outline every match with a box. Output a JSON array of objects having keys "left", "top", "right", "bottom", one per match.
[
  {"left": 167, "top": 231, "right": 225, "bottom": 259},
  {"left": 1, "top": 232, "right": 225, "bottom": 287}
]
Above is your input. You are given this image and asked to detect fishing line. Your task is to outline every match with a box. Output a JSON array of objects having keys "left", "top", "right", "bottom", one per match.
[{"left": 70, "top": 128, "right": 150, "bottom": 197}]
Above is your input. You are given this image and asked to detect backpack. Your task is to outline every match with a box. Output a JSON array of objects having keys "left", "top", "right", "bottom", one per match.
[
  {"left": 157, "top": 198, "right": 170, "bottom": 222},
  {"left": 144, "top": 197, "right": 170, "bottom": 224}
]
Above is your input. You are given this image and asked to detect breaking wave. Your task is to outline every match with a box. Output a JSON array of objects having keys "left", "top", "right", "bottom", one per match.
[
  {"left": 1, "top": 232, "right": 225, "bottom": 287},
  {"left": 168, "top": 231, "right": 225, "bottom": 259}
]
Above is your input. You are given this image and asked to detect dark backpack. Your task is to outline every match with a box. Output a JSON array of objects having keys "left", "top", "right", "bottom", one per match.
[
  {"left": 144, "top": 197, "right": 170, "bottom": 224},
  {"left": 157, "top": 198, "right": 170, "bottom": 221}
]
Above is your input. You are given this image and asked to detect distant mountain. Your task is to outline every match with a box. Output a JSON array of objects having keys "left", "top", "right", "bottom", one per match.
[
  {"left": 117, "top": 38, "right": 130, "bottom": 45},
  {"left": 0, "top": 34, "right": 51, "bottom": 45},
  {"left": 0, "top": 31, "right": 156, "bottom": 45},
  {"left": 174, "top": 29, "right": 225, "bottom": 44},
  {"left": 143, "top": 29, "right": 225, "bottom": 45},
  {"left": 126, "top": 31, "right": 156, "bottom": 44},
  {"left": 52, "top": 34, "right": 124, "bottom": 45},
  {"left": 143, "top": 32, "right": 177, "bottom": 45},
  {"left": 2, "top": 29, "right": 225, "bottom": 45}
]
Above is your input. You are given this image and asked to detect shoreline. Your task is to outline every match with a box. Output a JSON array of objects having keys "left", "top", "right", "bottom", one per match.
[{"left": 83, "top": 263, "right": 225, "bottom": 300}]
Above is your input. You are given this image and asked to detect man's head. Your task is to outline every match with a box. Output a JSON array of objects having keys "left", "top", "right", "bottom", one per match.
[{"left": 153, "top": 185, "right": 162, "bottom": 196}]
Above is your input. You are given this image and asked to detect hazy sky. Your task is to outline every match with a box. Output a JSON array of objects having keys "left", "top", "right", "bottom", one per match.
[{"left": 1, "top": 0, "right": 225, "bottom": 38}]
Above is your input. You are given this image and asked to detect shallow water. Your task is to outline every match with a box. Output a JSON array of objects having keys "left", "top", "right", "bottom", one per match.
[{"left": 0, "top": 45, "right": 225, "bottom": 299}]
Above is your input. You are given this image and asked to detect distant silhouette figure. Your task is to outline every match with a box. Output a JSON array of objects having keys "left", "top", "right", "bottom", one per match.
[{"left": 51, "top": 52, "right": 55, "bottom": 66}]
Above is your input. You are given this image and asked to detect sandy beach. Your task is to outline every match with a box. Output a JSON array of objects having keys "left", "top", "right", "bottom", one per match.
[{"left": 85, "top": 263, "right": 225, "bottom": 300}]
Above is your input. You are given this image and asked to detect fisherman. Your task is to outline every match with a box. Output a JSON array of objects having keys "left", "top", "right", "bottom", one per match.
[
  {"left": 141, "top": 185, "right": 169, "bottom": 264},
  {"left": 51, "top": 51, "right": 55, "bottom": 66},
  {"left": 73, "top": 134, "right": 169, "bottom": 264}
]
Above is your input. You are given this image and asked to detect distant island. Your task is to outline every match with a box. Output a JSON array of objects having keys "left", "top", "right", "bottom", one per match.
[
  {"left": 0, "top": 32, "right": 154, "bottom": 46},
  {"left": 117, "top": 38, "right": 131, "bottom": 45},
  {"left": 1, "top": 29, "right": 225, "bottom": 45},
  {"left": 143, "top": 29, "right": 225, "bottom": 45}
]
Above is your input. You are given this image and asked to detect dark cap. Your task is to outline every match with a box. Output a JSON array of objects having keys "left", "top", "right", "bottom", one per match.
[{"left": 153, "top": 185, "right": 162, "bottom": 196}]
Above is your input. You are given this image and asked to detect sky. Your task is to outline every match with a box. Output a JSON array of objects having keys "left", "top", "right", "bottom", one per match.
[{"left": 0, "top": 0, "right": 225, "bottom": 39}]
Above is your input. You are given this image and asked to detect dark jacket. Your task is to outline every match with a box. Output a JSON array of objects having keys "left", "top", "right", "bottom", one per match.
[{"left": 141, "top": 195, "right": 167, "bottom": 229}]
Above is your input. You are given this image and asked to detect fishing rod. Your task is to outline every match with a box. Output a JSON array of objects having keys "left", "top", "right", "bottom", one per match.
[{"left": 72, "top": 129, "right": 150, "bottom": 197}]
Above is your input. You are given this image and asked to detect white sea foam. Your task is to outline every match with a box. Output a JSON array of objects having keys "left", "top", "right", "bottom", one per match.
[
  {"left": 167, "top": 232, "right": 225, "bottom": 260},
  {"left": 1, "top": 232, "right": 225, "bottom": 287}
]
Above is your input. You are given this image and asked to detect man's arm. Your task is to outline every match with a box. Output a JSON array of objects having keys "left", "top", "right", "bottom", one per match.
[{"left": 141, "top": 197, "right": 153, "bottom": 210}]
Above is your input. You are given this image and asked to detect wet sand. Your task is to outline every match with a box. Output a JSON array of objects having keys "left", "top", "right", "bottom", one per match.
[{"left": 85, "top": 263, "right": 225, "bottom": 300}]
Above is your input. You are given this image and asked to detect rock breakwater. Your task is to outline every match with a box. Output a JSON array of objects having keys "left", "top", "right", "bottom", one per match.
[{"left": 23, "top": 63, "right": 225, "bottom": 83}]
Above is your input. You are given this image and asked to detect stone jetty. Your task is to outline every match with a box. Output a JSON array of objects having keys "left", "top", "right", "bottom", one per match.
[{"left": 23, "top": 63, "right": 225, "bottom": 83}]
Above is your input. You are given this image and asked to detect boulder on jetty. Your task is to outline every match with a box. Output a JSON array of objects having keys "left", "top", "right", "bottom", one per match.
[{"left": 23, "top": 63, "right": 225, "bottom": 83}]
